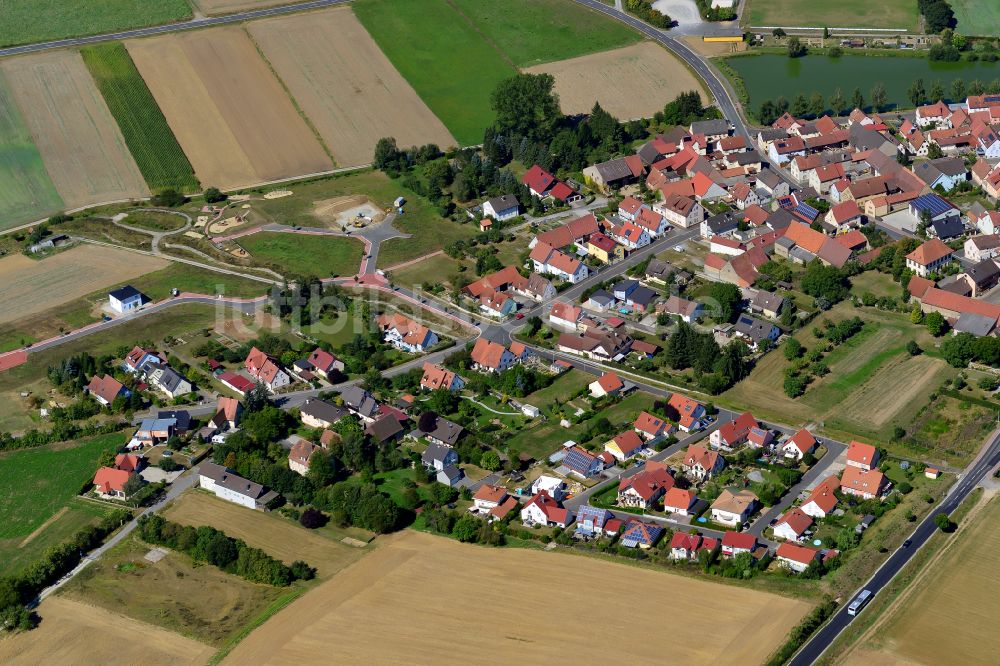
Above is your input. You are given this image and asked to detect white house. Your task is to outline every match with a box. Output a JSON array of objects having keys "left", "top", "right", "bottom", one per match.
[
  {"left": 531, "top": 475, "right": 567, "bottom": 501},
  {"left": 147, "top": 366, "right": 192, "bottom": 399},
  {"left": 108, "top": 285, "right": 146, "bottom": 314},
  {"left": 965, "top": 233, "right": 1000, "bottom": 262},
  {"left": 800, "top": 477, "right": 839, "bottom": 519},
  {"left": 529, "top": 242, "right": 589, "bottom": 283},
  {"left": 772, "top": 508, "right": 813, "bottom": 541},
  {"left": 775, "top": 543, "right": 822, "bottom": 573},
  {"left": 482, "top": 194, "right": 520, "bottom": 221},
  {"left": 199, "top": 462, "right": 278, "bottom": 510},
  {"left": 654, "top": 193, "right": 704, "bottom": 229},
  {"left": 915, "top": 100, "right": 951, "bottom": 128},
  {"left": 549, "top": 301, "right": 582, "bottom": 330},
  {"left": 710, "top": 489, "right": 757, "bottom": 527},
  {"left": 520, "top": 493, "right": 572, "bottom": 528},
  {"left": 377, "top": 313, "right": 438, "bottom": 353},
  {"left": 782, "top": 428, "right": 817, "bottom": 461},
  {"left": 611, "top": 221, "right": 651, "bottom": 250}
]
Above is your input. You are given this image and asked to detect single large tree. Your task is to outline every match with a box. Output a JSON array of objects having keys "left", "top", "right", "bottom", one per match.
[{"left": 490, "top": 73, "right": 561, "bottom": 141}]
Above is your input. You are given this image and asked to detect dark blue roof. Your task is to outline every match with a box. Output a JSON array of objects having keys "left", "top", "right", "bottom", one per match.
[
  {"left": 793, "top": 202, "right": 820, "bottom": 221},
  {"left": 912, "top": 194, "right": 956, "bottom": 217},
  {"left": 564, "top": 447, "right": 598, "bottom": 474},
  {"left": 109, "top": 285, "right": 144, "bottom": 301}
]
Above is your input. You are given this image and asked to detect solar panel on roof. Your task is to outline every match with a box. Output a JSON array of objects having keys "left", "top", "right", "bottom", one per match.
[
  {"left": 794, "top": 202, "right": 819, "bottom": 220},
  {"left": 913, "top": 194, "right": 955, "bottom": 217}
]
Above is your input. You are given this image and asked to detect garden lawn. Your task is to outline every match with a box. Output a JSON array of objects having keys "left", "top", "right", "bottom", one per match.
[
  {"left": 0, "top": 71, "right": 63, "bottom": 228},
  {"left": 951, "top": 0, "right": 1000, "bottom": 38},
  {"left": 81, "top": 43, "right": 198, "bottom": 192},
  {"left": 523, "top": 369, "right": 591, "bottom": 408},
  {"left": 0, "top": 432, "right": 127, "bottom": 539},
  {"left": 746, "top": 0, "right": 918, "bottom": 30},
  {"left": 0, "top": 1, "right": 192, "bottom": 48},
  {"left": 353, "top": 0, "right": 517, "bottom": 145},
  {"left": 449, "top": 0, "right": 641, "bottom": 67},
  {"left": 239, "top": 232, "right": 364, "bottom": 279}
]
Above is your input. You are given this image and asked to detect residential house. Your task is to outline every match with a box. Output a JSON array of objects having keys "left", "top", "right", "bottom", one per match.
[
  {"left": 826, "top": 200, "right": 864, "bottom": 231},
  {"left": 915, "top": 100, "right": 951, "bottom": 128},
  {"left": 556, "top": 328, "right": 633, "bottom": 361},
  {"left": 131, "top": 418, "right": 175, "bottom": 448},
  {"left": 417, "top": 415, "right": 465, "bottom": 447},
  {"left": 683, "top": 444, "right": 724, "bottom": 481},
  {"left": 909, "top": 194, "right": 961, "bottom": 229},
  {"left": 634, "top": 207, "right": 669, "bottom": 237},
  {"left": 518, "top": 272, "right": 558, "bottom": 301},
  {"left": 522, "top": 164, "right": 555, "bottom": 198},
  {"left": 470, "top": 338, "right": 516, "bottom": 373},
  {"left": 841, "top": 465, "right": 888, "bottom": 500},
  {"left": 587, "top": 232, "right": 625, "bottom": 264},
  {"left": 733, "top": 314, "right": 781, "bottom": 351},
  {"left": 605, "top": 430, "right": 646, "bottom": 461},
  {"left": 670, "top": 532, "right": 718, "bottom": 561},
  {"left": 575, "top": 505, "right": 622, "bottom": 537},
  {"left": 721, "top": 532, "right": 758, "bottom": 558},
  {"left": 913, "top": 157, "right": 969, "bottom": 193},
  {"left": 847, "top": 440, "right": 880, "bottom": 471},
  {"left": 710, "top": 411, "right": 758, "bottom": 450},
  {"left": 288, "top": 437, "right": 320, "bottom": 476},
  {"left": 437, "top": 464, "right": 464, "bottom": 487},
  {"left": 147, "top": 366, "right": 192, "bottom": 399},
  {"left": 479, "top": 290, "right": 517, "bottom": 318},
  {"left": 662, "top": 487, "right": 697, "bottom": 516},
  {"left": 108, "top": 285, "right": 147, "bottom": 314},
  {"left": 521, "top": 492, "right": 573, "bottom": 528},
  {"left": 964, "top": 234, "right": 1000, "bottom": 262},
  {"left": 776, "top": 543, "right": 822, "bottom": 573},
  {"left": 213, "top": 396, "right": 242, "bottom": 431},
  {"left": 300, "top": 398, "right": 346, "bottom": 429},
  {"left": 92, "top": 467, "right": 137, "bottom": 500},
  {"left": 365, "top": 413, "right": 405, "bottom": 444},
  {"left": 420, "top": 362, "right": 464, "bottom": 392},
  {"left": 905, "top": 238, "right": 954, "bottom": 277},
  {"left": 710, "top": 489, "right": 758, "bottom": 527},
  {"left": 306, "top": 348, "right": 344, "bottom": 379},
  {"left": 340, "top": 386, "right": 380, "bottom": 422},
  {"left": 583, "top": 155, "right": 645, "bottom": 193},
  {"left": 655, "top": 193, "right": 703, "bottom": 229},
  {"left": 730, "top": 182, "right": 760, "bottom": 210},
  {"left": 589, "top": 372, "right": 624, "bottom": 398},
  {"left": 563, "top": 446, "right": 603, "bottom": 478},
  {"left": 199, "top": 461, "right": 279, "bottom": 510},
  {"left": 634, "top": 411, "right": 671, "bottom": 441},
  {"left": 667, "top": 394, "right": 705, "bottom": 432},
  {"left": 773, "top": 508, "right": 813, "bottom": 542},
  {"left": 482, "top": 194, "right": 520, "bottom": 221},
  {"left": 463, "top": 265, "right": 529, "bottom": 299},
  {"left": 86, "top": 374, "right": 128, "bottom": 406},
  {"left": 473, "top": 484, "right": 509, "bottom": 513},
  {"left": 611, "top": 220, "right": 652, "bottom": 250},
  {"left": 245, "top": 347, "right": 290, "bottom": 391},
  {"left": 745, "top": 288, "right": 787, "bottom": 319},
  {"left": 530, "top": 213, "right": 599, "bottom": 249},
  {"left": 801, "top": 476, "right": 840, "bottom": 518},
  {"left": 747, "top": 426, "right": 775, "bottom": 449},
  {"left": 421, "top": 442, "right": 459, "bottom": 471},
  {"left": 529, "top": 241, "right": 589, "bottom": 283},
  {"left": 549, "top": 301, "right": 582, "bottom": 330},
  {"left": 658, "top": 295, "right": 702, "bottom": 323},
  {"left": 531, "top": 475, "right": 567, "bottom": 500},
  {"left": 782, "top": 429, "right": 817, "bottom": 461},
  {"left": 123, "top": 346, "right": 163, "bottom": 374},
  {"left": 377, "top": 313, "right": 438, "bottom": 353},
  {"left": 617, "top": 463, "right": 674, "bottom": 508},
  {"left": 619, "top": 520, "right": 664, "bottom": 549},
  {"left": 114, "top": 453, "right": 144, "bottom": 474}
]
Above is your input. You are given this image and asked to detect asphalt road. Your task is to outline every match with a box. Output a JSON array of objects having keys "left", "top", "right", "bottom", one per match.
[{"left": 789, "top": 428, "right": 1000, "bottom": 665}]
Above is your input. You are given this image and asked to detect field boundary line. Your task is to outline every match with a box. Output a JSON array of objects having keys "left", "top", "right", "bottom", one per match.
[
  {"left": 443, "top": 0, "right": 518, "bottom": 70},
  {"left": 382, "top": 250, "right": 445, "bottom": 272},
  {"left": 17, "top": 506, "right": 69, "bottom": 548}
]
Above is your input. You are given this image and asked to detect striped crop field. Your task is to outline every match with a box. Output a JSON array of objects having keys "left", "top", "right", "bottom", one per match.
[{"left": 81, "top": 42, "right": 199, "bottom": 192}]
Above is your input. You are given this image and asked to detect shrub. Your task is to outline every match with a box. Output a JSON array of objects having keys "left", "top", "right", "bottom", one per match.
[{"left": 299, "top": 508, "right": 327, "bottom": 529}]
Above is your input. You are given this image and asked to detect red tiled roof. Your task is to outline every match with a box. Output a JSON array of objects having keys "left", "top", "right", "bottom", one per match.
[
  {"left": 93, "top": 467, "right": 132, "bottom": 494},
  {"left": 906, "top": 238, "right": 953, "bottom": 266},
  {"left": 722, "top": 531, "right": 756, "bottom": 550},
  {"left": 596, "top": 372, "right": 623, "bottom": 393},
  {"left": 775, "top": 508, "right": 813, "bottom": 536},
  {"left": 776, "top": 542, "right": 821, "bottom": 566},
  {"left": 522, "top": 164, "right": 555, "bottom": 194}
]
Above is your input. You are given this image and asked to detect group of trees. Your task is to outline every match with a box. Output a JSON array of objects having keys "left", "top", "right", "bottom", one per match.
[
  {"left": 0, "top": 509, "right": 132, "bottom": 632},
  {"left": 918, "top": 0, "right": 955, "bottom": 34},
  {"left": 940, "top": 332, "right": 1000, "bottom": 368},
  {"left": 801, "top": 260, "right": 852, "bottom": 306},
  {"left": 694, "top": 0, "right": 735, "bottom": 22},
  {"left": 137, "top": 515, "right": 314, "bottom": 585},
  {"left": 664, "top": 322, "right": 750, "bottom": 394},
  {"left": 757, "top": 83, "right": 886, "bottom": 124},
  {"left": 623, "top": 0, "right": 672, "bottom": 29},
  {"left": 312, "top": 482, "right": 400, "bottom": 534}
]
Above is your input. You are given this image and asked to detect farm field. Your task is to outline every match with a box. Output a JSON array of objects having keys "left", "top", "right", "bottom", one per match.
[
  {"left": 0, "top": 501, "right": 113, "bottom": 577},
  {"left": 0, "top": 595, "right": 215, "bottom": 665},
  {"left": 126, "top": 27, "right": 332, "bottom": 191},
  {"left": 80, "top": 43, "right": 198, "bottom": 192},
  {"left": 60, "top": 533, "right": 289, "bottom": 648},
  {"left": 844, "top": 494, "right": 1000, "bottom": 666},
  {"left": 0, "top": 245, "right": 168, "bottom": 326},
  {"left": 163, "top": 491, "right": 370, "bottom": 579},
  {"left": 448, "top": 0, "right": 641, "bottom": 67},
  {"left": 1, "top": 51, "right": 148, "bottom": 210},
  {"left": 0, "top": 72, "right": 63, "bottom": 229},
  {"left": 951, "top": 0, "right": 1000, "bottom": 38},
  {"left": 224, "top": 529, "right": 810, "bottom": 664},
  {"left": 193, "top": 0, "right": 290, "bottom": 13},
  {"left": 248, "top": 8, "right": 456, "bottom": 167},
  {"left": 722, "top": 302, "right": 956, "bottom": 458},
  {"left": 353, "top": 0, "right": 517, "bottom": 145},
  {"left": 526, "top": 42, "right": 707, "bottom": 119},
  {"left": 745, "top": 0, "right": 919, "bottom": 30},
  {"left": 0, "top": 433, "right": 126, "bottom": 541},
  {"left": 238, "top": 232, "right": 363, "bottom": 279},
  {"left": 0, "top": 0, "right": 192, "bottom": 49}
]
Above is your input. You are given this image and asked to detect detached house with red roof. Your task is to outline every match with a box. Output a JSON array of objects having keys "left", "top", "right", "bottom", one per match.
[
  {"left": 589, "top": 372, "right": 625, "bottom": 398},
  {"left": 846, "top": 441, "right": 880, "bottom": 471},
  {"left": 782, "top": 429, "right": 817, "bottom": 461},
  {"left": 605, "top": 430, "right": 646, "bottom": 462},
  {"left": 420, "top": 362, "right": 464, "bottom": 392},
  {"left": 776, "top": 543, "right": 822, "bottom": 573},
  {"left": 617, "top": 463, "right": 674, "bottom": 508},
  {"left": 655, "top": 192, "right": 704, "bottom": 229},
  {"left": 306, "top": 348, "right": 344, "bottom": 379},
  {"left": 683, "top": 444, "right": 724, "bottom": 481},
  {"left": 905, "top": 238, "right": 954, "bottom": 278},
  {"left": 93, "top": 467, "right": 137, "bottom": 500},
  {"left": 710, "top": 411, "right": 758, "bottom": 450},
  {"left": 288, "top": 437, "right": 320, "bottom": 476},
  {"left": 529, "top": 241, "right": 589, "bottom": 283},
  {"left": 773, "top": 508, "right": 813, "bottom": 542},
  {"left": 86, "top": 374, "right": 129, "bottom": 407},
  {"left": 801, "top": 476, "right": 840, "bottom": 518},
  {"left": 841, "top": 466, "right": 888, "bottom": 500},
  {"left": 245, "top": 347, "right": 291, "bottom": 392},
  {"left": 634, "top": 411, "right": 672, "bottom": 441},
  {"left": 662, "top": 487, "right": 697, "bottom": 516},
  {"left": 667, "top": 393, "right": 706, "bottom": 432},
  {"left": 915, "top": 100, "right": 952, "bottom": 128},
  {"left": 521, "top": 492, "right": 573, "bottom": 528},
  {"left": 619, "top": 520, "right": 665, "bottom": 549},
  {"left": 549, "top": 301, "right": 582, "bottom": 330},
  {"left": 670, "top": 532, "right": 719, "bottom": 561},
  {"left": 470, "top": 338, "right": 516, "bottom": 374},
  {"left": 522, "top": 164, "right": 556, "bottom": 198},
  {"left": 721, "top": 532, "right": 758, "bottom": 557},
  {"left": 377, "top": 313, "right": 438, "bottom": 353}
]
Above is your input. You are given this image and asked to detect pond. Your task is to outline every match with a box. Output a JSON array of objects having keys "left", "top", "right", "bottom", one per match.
[{"left": 726, "top": 53, "right": 1000, "bottom": 111}]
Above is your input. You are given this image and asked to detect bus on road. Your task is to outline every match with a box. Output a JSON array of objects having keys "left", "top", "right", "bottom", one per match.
[{"left": 847, "top": 589, "right": 873, "bottom": 616}]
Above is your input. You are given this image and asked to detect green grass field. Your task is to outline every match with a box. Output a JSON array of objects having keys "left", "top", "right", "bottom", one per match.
[
  {"left": 951, "top": 0, "right": 1000, "bottom": 37},
  {"left": 0, "top": 433, "right": 126, "bottom": 540},
  {"left": 353, "top": 0, "right": 517, "bottom": 145},
  {"left": 0, "top": 1, "right": 192, "bottom": 48},
  {"left": 746, "top": 0, "right": 919, "bottom": 30},
  {"left": 0, "top": 501, "right": 111, "bottom": 576},
  {"left": 239, "top": 232, "right": 364, "bottom": 279},
  {"left": 0, "top": 71, "right": 64, "bottom": 229},
  {"left": 127, "top": 263, "right": 271, "bottom": 300},
  {"left": 81, "top": 43, "right": 198, "bottom": 192},
  {"left": 449, "top": 0, "right": 640, "bottom": 67}
]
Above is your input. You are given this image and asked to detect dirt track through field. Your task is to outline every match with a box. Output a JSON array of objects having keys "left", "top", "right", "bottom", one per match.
[
  {"left": 224, "top": 530, "right": 809, "bottom": 665},
  {"left": 1, "top": 51, "right": 148, "bottom": 209},
  {"left": 193, "top": 0, "right": 288, "bottom": 14},
  {"left": 839, "top": 355, "right": 943, "bottom": 428},
  {"left": 248, "top": 8, "right": 456, "bottom": 166},
  {"left": 127, "top": 27, "right": 331, "bottom": 191},
  {"left": 525, "top": 42, "right": 706, "bottom": 119},
  {"left": 0, "top": 245, "right": 167, "bottom": 325},
  {"left": 0, "top": 596, "right": 215, "bottom": 665}
]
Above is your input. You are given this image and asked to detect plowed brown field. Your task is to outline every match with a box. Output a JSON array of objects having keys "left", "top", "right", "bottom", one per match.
[
  {"left": 248, "top": 7, "right": 455, "bottom": 167},
  {"left": 525, "top": 42, "right": 707, "bottom": 119},
  {"left": 127, "top": 27, "right": 332, "bottom": 191},
  {"left": 0, "top": 50, "right": 148, "bottom": 209},
  {"left": 224, "top": 530, "right": 809, "bottom": 665},
  {"left": 0, "top": 596, "right": 214, "bottom": 665}
]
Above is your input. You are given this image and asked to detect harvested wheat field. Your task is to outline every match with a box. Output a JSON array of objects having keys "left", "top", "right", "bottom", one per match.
[
  {"left": 225, "top": 530, "right": 809, "bottom": 665},
  {"left": 0, "top": 596, "right": 214, "bottom": 666},
  {"left": 0, "top": 245, "right": 167, "bottom": 324},
  {"left": 844, "top": 495, "right": 1000, "bottom": 666},
  {"left": 164, "top": 491, "right": 367, "bottom": 579},
  {"left": 525, "top": 42, "right": 706, "bottom": 119},
  {"left": 1, "top": 50, "right": 148, "bottom": 209},
  {"left": 127, "top": 27, "right": 332, "bottom": 191},
  {"left": 248, "top": 8, "right": 455, "bottom": 167}
]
